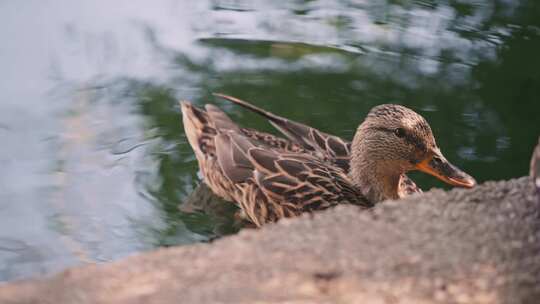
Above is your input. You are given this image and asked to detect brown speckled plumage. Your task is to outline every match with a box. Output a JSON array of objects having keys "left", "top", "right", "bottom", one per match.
[{"left": 181, "top": 95, "right": 475, "bottom": 226}]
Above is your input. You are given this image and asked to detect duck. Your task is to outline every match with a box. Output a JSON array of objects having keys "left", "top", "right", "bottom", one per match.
[
  {"left": 531, "top": 136, "right": 540, "bottom": 201},
  {"left": 180, "top": 94, "right": 476, "bottom": 227}
]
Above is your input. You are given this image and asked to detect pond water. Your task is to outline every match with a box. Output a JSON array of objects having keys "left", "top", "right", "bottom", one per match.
[{"left": 1, "top": 0, "right": 539, "bottom": 282}]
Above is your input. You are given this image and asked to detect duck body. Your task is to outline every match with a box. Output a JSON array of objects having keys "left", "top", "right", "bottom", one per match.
[
  {"left": 181, "top": 95, "right": 475, "bottom": 227},
  {"left": 182, "top": 102, "right": 370, "bottom": 227}
]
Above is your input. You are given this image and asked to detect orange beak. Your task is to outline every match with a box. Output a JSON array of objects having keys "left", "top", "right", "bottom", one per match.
[{"left": 415, "top": 150, "right": 476, "bottom": 188}]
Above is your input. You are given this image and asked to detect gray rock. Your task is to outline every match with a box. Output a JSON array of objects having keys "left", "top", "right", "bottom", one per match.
[{"left": 0, "top": 177, "right": 538, "bottom": 304}]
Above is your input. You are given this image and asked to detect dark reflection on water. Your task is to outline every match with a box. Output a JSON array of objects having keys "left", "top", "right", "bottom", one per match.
[{"left": 0, "top": 0, "right": 539, "bottom": 282}]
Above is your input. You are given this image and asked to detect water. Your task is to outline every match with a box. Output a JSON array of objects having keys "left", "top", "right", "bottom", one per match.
[{"left": 1, "top": 0, "right": 539, "bottom": 282}]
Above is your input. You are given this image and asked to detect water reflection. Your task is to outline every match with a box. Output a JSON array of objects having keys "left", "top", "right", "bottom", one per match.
[{"left": 0, "top": 0, "right": 539, "bottom": 282}]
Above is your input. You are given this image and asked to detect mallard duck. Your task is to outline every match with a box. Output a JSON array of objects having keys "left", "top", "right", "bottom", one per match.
[
  {"left": 531, "top": 137, "right": 540, "bottom": 200},
  {"left": 181, "top": 95, "right": 476, "bottom": 227}
]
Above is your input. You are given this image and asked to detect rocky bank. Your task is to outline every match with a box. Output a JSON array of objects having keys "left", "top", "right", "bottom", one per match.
[{"left": 0, "top": 177, "right": 538, "bottom": 304}]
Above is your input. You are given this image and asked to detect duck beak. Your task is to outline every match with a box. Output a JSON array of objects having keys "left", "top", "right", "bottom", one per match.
[{"left": 415, "top": 149, "right": 476, "bottom": 188}]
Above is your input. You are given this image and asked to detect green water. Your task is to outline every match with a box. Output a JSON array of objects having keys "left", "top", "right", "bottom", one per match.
[{"left": 0, "top": 0, "right": 539, "bottom": 282}]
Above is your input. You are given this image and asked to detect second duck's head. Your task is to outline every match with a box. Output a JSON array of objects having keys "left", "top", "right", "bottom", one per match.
[{"left": 350, "top": 104, "right": 476, "bottom": 202}]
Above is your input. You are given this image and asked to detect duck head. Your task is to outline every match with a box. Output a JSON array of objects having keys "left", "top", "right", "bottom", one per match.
[{"left": 349, "top": 104, "right": 476, "bottom": 203}]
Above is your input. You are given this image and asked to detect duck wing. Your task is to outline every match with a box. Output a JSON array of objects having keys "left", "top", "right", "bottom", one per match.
[
  {"left": 182, "top": 101, "right": 372, "bottom": 226},
  {"left": 214, "top": 94, "right": 351, "bottom": 171},
  {"left": 215, "top": 131, "right": 372, "bottom": 226}
]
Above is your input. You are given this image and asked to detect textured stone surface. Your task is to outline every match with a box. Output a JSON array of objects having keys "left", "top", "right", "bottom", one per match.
[{"left": 0, "top": 177, "right": 538, "bottom": 304}]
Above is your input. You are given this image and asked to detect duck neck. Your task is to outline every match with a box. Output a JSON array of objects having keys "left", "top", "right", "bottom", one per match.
[
  {"left": 348, "top": 131, "right": 405, "bottom": 203},
  {"left": 349, "top": 158, "right": 403, "bottom": 203}
]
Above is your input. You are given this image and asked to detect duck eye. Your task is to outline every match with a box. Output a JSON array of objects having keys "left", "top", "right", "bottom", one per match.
[{"left": 394, "top": 128, "right": 406, "bottom": 138}]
